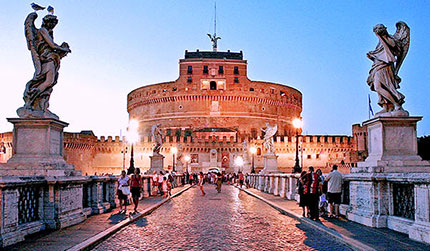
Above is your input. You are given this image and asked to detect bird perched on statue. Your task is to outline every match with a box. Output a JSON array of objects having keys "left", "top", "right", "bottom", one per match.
[
  {"left": 31, "top": 3, "right": 45, "bottom": 11},
  {"left": 47, "top": 5, "right": 54, "bottom": 15}
]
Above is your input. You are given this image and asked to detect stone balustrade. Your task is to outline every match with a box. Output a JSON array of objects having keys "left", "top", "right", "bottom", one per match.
[
  {"left": 247, "top": 173, "right": 300, "bottom": 201},
  {"left": 0, "top": 173, "right": 186, "bottom": 247},
  {"left": 340, "top": 173, "right": 430, "bottom": 244}
]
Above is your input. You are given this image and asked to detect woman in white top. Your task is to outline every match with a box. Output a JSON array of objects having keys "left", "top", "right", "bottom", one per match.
[{"left": 117, "top": 170, "right": 130, "bottom": 214}]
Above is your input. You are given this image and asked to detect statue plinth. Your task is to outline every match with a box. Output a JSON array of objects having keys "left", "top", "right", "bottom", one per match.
[
  {"left": 0, "top": 118, "right": 80, "bottom": 176},
  {"left": 259, "top": 153, "right": 279, "bottom": 174},
  {"left": 352, "top": 116, "right": 430, "bottom": 173},
  {"left": 145, "top": 154, "right": 165, "bottom": 174}
]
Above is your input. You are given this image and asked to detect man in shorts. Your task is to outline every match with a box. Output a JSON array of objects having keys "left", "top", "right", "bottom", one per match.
[{"left": 325, "top": 165, "right": 343, "bottom": 218}]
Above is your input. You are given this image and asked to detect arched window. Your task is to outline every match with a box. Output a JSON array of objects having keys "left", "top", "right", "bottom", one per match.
[
  {"left": 257, "top": 147, "right": 262, "bottom": 156},
  {"left": 210, "top": 81, "right": 217, "bottom": 90}
]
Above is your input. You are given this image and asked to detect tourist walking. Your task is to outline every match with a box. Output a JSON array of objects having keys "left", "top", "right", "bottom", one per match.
[
  {"left": 117, "top": 170, "right": 130, "bottom": 214},
  {"left": 161, "top": 176, "right": 170, "bottom": 198},
  {"left": 298, "top": 171, "right": 308, "bottom": 217},
  {"left": 305, "top": 166, "right": 321, "bottom": 221},
  {"left": 198, "top": 172, "right": 206, "bottom": 196},
  {"left": 158, "top": 171, "right": 164, "bottom": 196},
  {"left": 238, "top": 171, "right": 245, "bottom": 188},
  {"left": 216, "top": 172, "right": 222, "bottom": 193},
  {"left": 316, "top": 169, "right": 328, "bottom": 216},
  {"left": 326, "top": 164, "right": 343, "bottom": 218},
  {"left": 130, "top": 168, "right": 142, "bottom": 214},
  {"left": 152, "top": 171, "right": 159, "bottom": 196}
]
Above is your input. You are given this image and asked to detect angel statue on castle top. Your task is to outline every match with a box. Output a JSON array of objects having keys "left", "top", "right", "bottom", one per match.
[
  {"left": 367, "top": 21, "right": 410, "bottom": 117},
  {"left": 17, "top": 5, "right": 71, "bottom": 119}
]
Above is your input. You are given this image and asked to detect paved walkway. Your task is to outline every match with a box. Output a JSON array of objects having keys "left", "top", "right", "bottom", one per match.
[
  {"left": 241, "top": 187, "right": 430, "bottom": 251},
  {"left": 94, "top": 184, "right": 352, "bottom": 251},
  {"left": 7, "top": 185, "right": 190, "bottom": 251}
]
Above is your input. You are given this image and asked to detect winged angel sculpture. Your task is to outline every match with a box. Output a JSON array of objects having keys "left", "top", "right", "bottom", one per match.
[
  {"left": 367, "top": 22, "right": 410, "bottom": 117},
  {"left": 262, "top": 123, "right": 277, "bottom": 154},
  {"left": 17, "top": 10, "right": 71, "bottom": 119}
]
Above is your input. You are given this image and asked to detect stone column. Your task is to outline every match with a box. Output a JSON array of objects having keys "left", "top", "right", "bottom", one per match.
[
  {"left": 410, "top": 184, "right": 430, "bottom": 243},
  {"left": 146, "top": 154, "right": 165, "bottom": 174},
  {"left": 279, "top": 175, "right": 287, "bottom": 198},
  {"left": 273, "top": 175, "right": 280, "bottom": 196},
  {"left": 258, "top": 175, "right": 264, "bottom": 191}
]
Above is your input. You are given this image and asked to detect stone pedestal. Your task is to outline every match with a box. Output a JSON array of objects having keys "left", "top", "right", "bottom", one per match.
[
  {"left": 0, "top": 118, "right": 79, "bottom": 176},
  {"left": 352, "top": 116, "right": 430, "bottom": 173},
  {"left": 259, "top": 153, "right": 279, "bottom": 173},
  {"left": 346, "top": 116, "right": 430, "bottom": 244},
  {"left": 145, "top": 154, "right": 165, "bottom": 174}
]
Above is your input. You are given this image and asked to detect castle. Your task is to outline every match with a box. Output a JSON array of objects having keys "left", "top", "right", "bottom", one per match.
[{"left": 0, "top": 50, "right": 367, "bottom": 174}]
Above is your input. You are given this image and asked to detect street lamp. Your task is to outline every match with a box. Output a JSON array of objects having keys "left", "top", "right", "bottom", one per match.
[
  {"left": 127, "top": 119, "right": 139, "bottom": 175},
  {"left": 184, "top": 155, "right": 191, "bottom": 173},
  {"left": 171, "top": 146, "right": 178, "bottom": 172},
  {"left": 250, "top": 146, "right": 257, "bottom": 173},
  {"left": 292, "top": 118, "right": 303, "bottom": 173},
  {"left": 121, "top": 147, "right": 128, "bottom": 171}
]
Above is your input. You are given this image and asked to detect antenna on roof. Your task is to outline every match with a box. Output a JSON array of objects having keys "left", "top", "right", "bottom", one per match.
[{"left": 207, "top": 1, "right": 221, "bottom": 52}]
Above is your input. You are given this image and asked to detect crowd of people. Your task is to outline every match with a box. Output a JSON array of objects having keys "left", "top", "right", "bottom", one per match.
[
  {"left": 116, "top": 165, "right": 343, "bottom": 221},
  {"left": 117, "top": 169, "right": 179, "bottom": 215},
  {"left": 298, "top": 165, "right": 343, "bottom": 221}
]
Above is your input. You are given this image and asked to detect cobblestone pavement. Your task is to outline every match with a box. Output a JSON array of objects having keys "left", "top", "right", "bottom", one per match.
[{"left": 94, "top": 185, "right": 352, "bottom": 251}]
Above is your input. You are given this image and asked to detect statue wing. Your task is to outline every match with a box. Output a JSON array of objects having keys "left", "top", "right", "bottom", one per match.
[
  {"left": 393, "top": 21, "right": 410, "bottom": 76},
  {"left": 266, "top": 125, "right": 278, "bottom": 137},
  {"left": 24, "top": 12, "right": 42, "bottom": 76}
]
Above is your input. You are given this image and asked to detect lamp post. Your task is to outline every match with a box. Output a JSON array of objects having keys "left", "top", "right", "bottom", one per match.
[
  {"left": 250, "top": 146, "right": 257, "bottom": 173},
  {"left": 184, "top": 155, "right": 191, "bottom": 173},
  {"left": 171, "top": 146, "right": 178, "bottom": 172},
  {"left": 121, "top": 147, "right": 128, "bottom": 171},
  {"left": 292, "top": 118, "right": 303, "bottom": 173},
  {"left": 127, "top": 120, "right": 139, "bottom": 175}
]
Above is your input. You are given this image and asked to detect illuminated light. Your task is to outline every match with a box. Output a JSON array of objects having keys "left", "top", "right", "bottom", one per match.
[
  {"left": 250, "top": 146, "right": 257, "bottom": 155},
  {"left": 293, "top": 118, "right": 303, "bottom": 129},
  {"left": 184, "top": 155, "right": 191, "bottom": 162},
  {"left": 235, "top": 156, "right": 244, "bottom": 167},
  {"left": 171, "top": 146, "right": 178, "bottom": 154},
  {"left": 129, "top": 119, "right": 139, "bottom": 130}
]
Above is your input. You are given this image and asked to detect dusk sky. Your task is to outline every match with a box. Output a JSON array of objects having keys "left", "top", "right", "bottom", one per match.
[{"left": 1, "top": 1, "right": 429, "bottom": 137}]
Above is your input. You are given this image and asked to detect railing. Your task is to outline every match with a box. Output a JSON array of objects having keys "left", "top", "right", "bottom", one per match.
[
  {"left": 246, "top": 173, "right": 300, "bottom": 201},
  {"left": 393, "top": 183, "right": 415, "bottom": 220}
]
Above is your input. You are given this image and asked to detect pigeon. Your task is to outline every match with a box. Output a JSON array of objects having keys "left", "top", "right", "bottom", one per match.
[
  {"left": 47, "top": 5, "right": 54, "bottom": 15},
  {"left": 31, "top": 2, "right": 45, "bottom": 11}
]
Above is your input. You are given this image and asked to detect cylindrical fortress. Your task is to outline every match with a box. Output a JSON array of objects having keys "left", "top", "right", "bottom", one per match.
[{"left": 127, "top": 50, "right": 302, "bottom": 139}]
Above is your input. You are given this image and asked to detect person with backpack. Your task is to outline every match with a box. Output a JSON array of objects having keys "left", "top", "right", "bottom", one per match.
[{"left": 130, "top": 168, "right": 142, "bottom": 214}]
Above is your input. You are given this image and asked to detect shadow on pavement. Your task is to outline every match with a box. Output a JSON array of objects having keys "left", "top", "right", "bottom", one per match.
[{"left": 108, "top": 213, "right": 128, "bottom": 224}]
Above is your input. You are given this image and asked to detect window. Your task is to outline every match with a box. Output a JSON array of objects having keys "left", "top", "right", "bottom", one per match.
[
  {"left": 172, "top": 87, "right": 177, "bottom": 91},
  {"left": 234, "top": 66, "right": 239, "bottom": 74},
  {"left": 234, "top": 77, "right": 239, "bottom": 83},
  {"left": 307, "top": 154, "right": 312, "bottom": 159},
  {"left": 203, "top": 65, "right": 208, "bottom": 74},
  {"left": 187, "top": 66, "right": 193, "bottom": 74},
  {"left": 163, "top": 89, "right": 167, "bottom": 92},
  {"left": 152, "top": 90, "right": 156, "bottom": 94},
  {"left": 210, "top": 81, "right": 217, "bottom": 90},
  {"left": 219, "top": 66, "right": 224, "bottom": 74},
  {"left": 316, "top": 154, "right": 320, "bottom": 159},
  {"left": 280, "top": 91, "right": 286, "bottom": 96},
  {"left": 187, "top": 77, "right": 192, "bottom": 83},
  {"left": 249, "top": 88, "right": 254, "bottom": 92},
  {"left": 270, "top": 88, "right": 275, "bottom": 94}
]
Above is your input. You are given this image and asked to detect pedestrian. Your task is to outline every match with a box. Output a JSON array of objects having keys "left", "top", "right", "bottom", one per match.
[
  {"left": 117, "top": 170, "right": 130, "bottom": 214},
  {"left": 326, "top": 164, "right": 343, "bottom": 218},
  {"left": 316, "top": 169, "right": 328, "bottom": 216},
  {"left": 130, "top": 168, "right": 142, "bottom": 214},
  {"left": 298, "top": 170, "right": 308, "bottom": 217},
  {"left": 152, "top": 171, "right": 159, "bottom": 196},
  {"left": 189, "top": 173, "right": 194, "bottom": 185},
  {"left": 158, "top": 171, "right": 164, "bottom": 196},
  {"left": 216, "top": 172, "right": 222, "bottom": 193},
  {"left": 238, "top": 171, "right": 245, "bottom": 188},
  {"left": 305, "top": 166, "right": 321, "bottom": 221},
  {"left": 162, "top": 176, "right": 170, "bottom": 198},
  {"left": 198, "top": 172, "right": 206, "bottom": 196}
]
